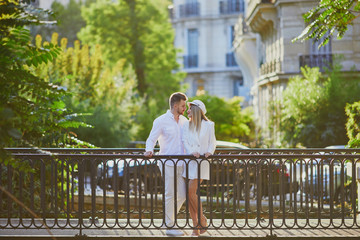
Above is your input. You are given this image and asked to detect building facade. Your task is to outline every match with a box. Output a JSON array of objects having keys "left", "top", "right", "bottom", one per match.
[
  {"left": 170, "top": 0, "right": 251, "bottom": 102},
  {"left": 29, "top": 0, "right": 72, "bottom": 9},
  {"left": 235, "top": 0, "right": 360, "bottom": 145}
]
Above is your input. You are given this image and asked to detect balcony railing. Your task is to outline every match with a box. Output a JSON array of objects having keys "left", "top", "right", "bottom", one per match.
[
  {"left": 2, "top": 148, "right": 360, "bottom": 238},
  {"left": 226, "top": 52, "right": 238, "bottom": 67},
  {"left": 183, "top": 54, "right": 198, "bottom": 68},
  {"left": 299, "top": 54, "right": 333, "bottom": 72},
  {"left": 179, "top": 2, "right": 200, "bottom": 18},
  {"left": 219, "top": 0, "right": 245, "bottom": 14},
  {"left": 260, "top": 58, "right": 281, "bottom": 75}
]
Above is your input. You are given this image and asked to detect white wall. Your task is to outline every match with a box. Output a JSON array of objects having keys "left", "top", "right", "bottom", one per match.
[{"left": 172, "top": 0, "right": 247, "bottom": 99}]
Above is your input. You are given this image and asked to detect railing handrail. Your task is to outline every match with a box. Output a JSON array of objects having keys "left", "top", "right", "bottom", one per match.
[
  {"left": 9, "top": 153, "right": 360, "bottom": 159},
  {"left": 2, "top": 148, "right": 360, "bottom": 238}
]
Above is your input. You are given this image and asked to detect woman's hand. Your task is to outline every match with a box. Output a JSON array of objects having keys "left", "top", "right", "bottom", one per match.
[
  {"left": 192, "top": 152, "right": 200, "bottom": 158},
  {"left": 204, "top": 152, "right": 212, "bottom": 158}
]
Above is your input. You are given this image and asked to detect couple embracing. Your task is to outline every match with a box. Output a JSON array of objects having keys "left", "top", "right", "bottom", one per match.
[{"left": 144, "top": 92, "right": 216, "bottom": 237}]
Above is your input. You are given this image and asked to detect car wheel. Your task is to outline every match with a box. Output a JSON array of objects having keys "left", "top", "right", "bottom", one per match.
[{"left": 128, "top": 177, "right": 145, "bottom": 196}]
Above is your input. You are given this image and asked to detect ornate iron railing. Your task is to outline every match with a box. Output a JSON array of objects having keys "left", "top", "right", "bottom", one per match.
[
  {"left": 1, "top": 148, "right": 360, "bottom": 237},
  {"left": 183, "top": 54, "right": 198, "bottom": 68},
  {"left": 299, "top": 54, "right": 333, "bottom": 72},
  {"left": 219, "top": 0, "right": 245, "bottom": 15},
  {"left": 179, "top": 2, "right": 200, "bottom": 18}
]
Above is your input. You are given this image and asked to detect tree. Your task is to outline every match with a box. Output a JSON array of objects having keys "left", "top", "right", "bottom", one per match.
[
  {"left": 0, "top": 0, "right": 87, "bottom": 218},
  {"left": 34, "top": 33, "right": 140, "bottom": 147},
  {"left": 78, "top": 0, "right": 185, "bottom": 140},
  {"left": 0, "top": 0, "right": 87, "bottom": 168},
  {"left": 278, "top": 66, "right": 360, "bottom": 148},
  {"left": 293, "top": 0, "right": 360, "bottom": 47},
  {"left": 78, "top": 0, "right": 184, "bottom": 105},
  {"left": 187, "top": 94, "right": 255, "bottom": 146}
]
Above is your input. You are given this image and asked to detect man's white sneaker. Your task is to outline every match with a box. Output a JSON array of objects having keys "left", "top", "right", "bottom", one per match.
[{"left": 166, "top": 229, "right": 184, "bottom": 237}]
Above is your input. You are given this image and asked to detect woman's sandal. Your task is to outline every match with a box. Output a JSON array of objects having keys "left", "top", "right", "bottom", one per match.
[
  {"left": 200, "top": 216, "right": 207, "bottom": 234},
  {"left": 191, "top": 229, "right": 200, "bottom": 236}
]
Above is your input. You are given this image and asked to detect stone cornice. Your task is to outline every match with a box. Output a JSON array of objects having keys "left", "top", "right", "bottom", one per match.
[{"left": 246, "top": 1, "right": 277, "bottom": 34}]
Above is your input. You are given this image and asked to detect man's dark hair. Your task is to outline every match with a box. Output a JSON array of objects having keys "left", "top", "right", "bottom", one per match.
[{"left": 169, "top": 92, "right": 187, "bottom": 109}]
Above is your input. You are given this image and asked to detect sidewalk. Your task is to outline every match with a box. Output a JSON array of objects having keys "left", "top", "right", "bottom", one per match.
[{"left": 1, "top": 219, "right": 359, "bottom": 239}]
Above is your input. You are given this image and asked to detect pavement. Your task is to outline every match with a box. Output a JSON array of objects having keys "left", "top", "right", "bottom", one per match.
[{"left": 1, "top": 219, "right": 360, "bottom": 239}]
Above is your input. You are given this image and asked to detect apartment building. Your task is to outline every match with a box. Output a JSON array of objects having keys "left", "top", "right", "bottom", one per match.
[
  {"left": 235, "top": 0, "right": 360, "bottom": 144},
  {"left": 29, "top": 0, "right": 72, "bottom": 9},
  {"left": 170, "top": 0, "right": 251, "bottom": 102}
]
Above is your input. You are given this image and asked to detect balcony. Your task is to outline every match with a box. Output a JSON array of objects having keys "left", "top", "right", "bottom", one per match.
[
  {"left": 260, "top": 58, "right": 281, "bottom": 75},
  {"left": 183, "top": 55, "right": 198, "bottom": 68},
  {"left": 299, "top": 54, "right": 333, "bottom": 72},
  {"left": 219, "top": 0, "right": 245, "bottom": 14},
  {"left": 226, "top": 52, "right": 238, "bottom": 67},
  {"left": 246, "top": 0, "right": 276, "bottom": 33},
  {"left": 179, "top": 2, "right": 200, "bottom": 18}
]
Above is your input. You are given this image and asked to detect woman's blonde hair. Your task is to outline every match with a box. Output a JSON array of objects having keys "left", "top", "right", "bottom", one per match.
[{"left": 189, "top": 104, "right": 208, "bottom": 132}]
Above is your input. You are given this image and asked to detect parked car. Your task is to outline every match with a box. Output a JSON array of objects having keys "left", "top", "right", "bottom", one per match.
[
  {"left": 301, "top": 145, "right": 355, "bottom": 203},
  {"left": 97, "top": 158, "right": 162, "bottom": 195},
  {"left": 96, "top": 140, "right": 246, "bottom": 194},
  {"left": 215, "top": 140, "right": 249, "bottom": 149},
  {"left": 205, "top": 159, "right": 298, "bottom": 199},
  {"left": 97, "top": 141, "right": 298, "bottom": 199}
]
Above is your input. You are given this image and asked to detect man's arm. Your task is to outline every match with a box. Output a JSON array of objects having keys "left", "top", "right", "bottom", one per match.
[{"left": 144, "top": 118, "right": 162, "bottom": 157}]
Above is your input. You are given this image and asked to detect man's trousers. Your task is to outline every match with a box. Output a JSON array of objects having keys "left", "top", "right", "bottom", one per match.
[{"left": 159, "top": 164, "right": 186, "bottom": 228}]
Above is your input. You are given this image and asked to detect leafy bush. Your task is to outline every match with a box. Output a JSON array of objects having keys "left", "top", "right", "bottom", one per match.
[
  {"left": 188, "top": 94, "right": 255, "bottom": 146},
  {"left": 279, "top": 66, "right": 360, "bottom": 147},
  {"left": 346, "top": 101, "right": 360, "bottom": 148}
]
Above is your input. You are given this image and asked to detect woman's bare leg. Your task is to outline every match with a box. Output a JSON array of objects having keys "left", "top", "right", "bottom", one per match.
[{"left": 188, "top": 179, "right": 205, "bottom": 235}]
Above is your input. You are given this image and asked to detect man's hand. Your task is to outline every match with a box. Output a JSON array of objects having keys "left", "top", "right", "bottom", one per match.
[
  {"left": 144, "top": 151, "right": 153, "bottom": 157},
  {"left": 192, "top": 152, "right": 200, "bottom": 158},
  {"left": 204, "top": 152, "right": 212, "bottom": 158}
]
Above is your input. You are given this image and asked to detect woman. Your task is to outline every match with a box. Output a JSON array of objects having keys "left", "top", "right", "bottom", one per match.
[{"left": 181, "top": 100, "right": 216, "bottom": 236}]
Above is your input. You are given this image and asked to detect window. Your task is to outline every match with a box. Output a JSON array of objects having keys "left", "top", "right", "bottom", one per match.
[
  {"left": 226, "top": 26, "right": 238, "bottom": 67},
  {"left": 184, "top": 29, "right": 199, "bottom": 68},
  {"left": 229, "top": 25, "right": 235, "bottom": 51},
  {"left": 309, "top": 38, "right": 331, "bottom": 55},
  {"left": 299, "top": 33, "right": 333, "bottom": 71},
  {"left": 220, "top": 0, "right": 245, "bottom": 14},
  {"left": 233, "top": 78, "right": 243, "bottom": 96},
  {"left": 188, "top": 29, "right": 199, "bottom": 56},
  {"left": 180, "top": 0, "right": 200, "bottom": 17}
]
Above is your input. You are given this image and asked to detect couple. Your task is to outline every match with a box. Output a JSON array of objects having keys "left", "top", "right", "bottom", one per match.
[{"left": 144, "top": 92, "right": 216, "bottom": 237}]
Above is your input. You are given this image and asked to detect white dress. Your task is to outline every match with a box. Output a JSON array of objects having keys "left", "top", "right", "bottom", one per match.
[{"left": 181, "top": 120, "right": 216, "bottom": 180}]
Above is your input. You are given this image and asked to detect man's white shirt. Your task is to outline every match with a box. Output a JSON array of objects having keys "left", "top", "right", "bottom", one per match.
[{"left": 145, "top": 110, "right": 189, "bottom": 165}]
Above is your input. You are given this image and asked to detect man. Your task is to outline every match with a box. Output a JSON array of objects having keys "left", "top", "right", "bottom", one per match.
[{"left": 144, "top": 92, "right": 188, "bottom": 237}]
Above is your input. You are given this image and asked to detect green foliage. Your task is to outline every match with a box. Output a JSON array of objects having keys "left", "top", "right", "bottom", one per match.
[
  {"left": 0, "top": 0, "right": 86, "bottom": 168},
  {"left": 345, "top": 101, "right": 360, "bottom": 148},
  {"left": 30, "top": 0, "right": 87, "bottom": 46},
  {"left": 0, "top": 0, "right": 85, "bottom": 218},
  {"left": 293, "top": 0, "right": 360, "bottom": 47},
  {"left": 78, "top": 0, "right": 184, "bottom": 109},
  {"left": 34, "top": 33, "right": 140, "bottom": 147},
  {"left": 187, "top": 94, "right": 255, "bottom": 146},
  {"left": 279, "top": 66, "right": 360, "bottom": 147},
  {"left": 78, "top": 0, "right": 185, "bottom": 141}
]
